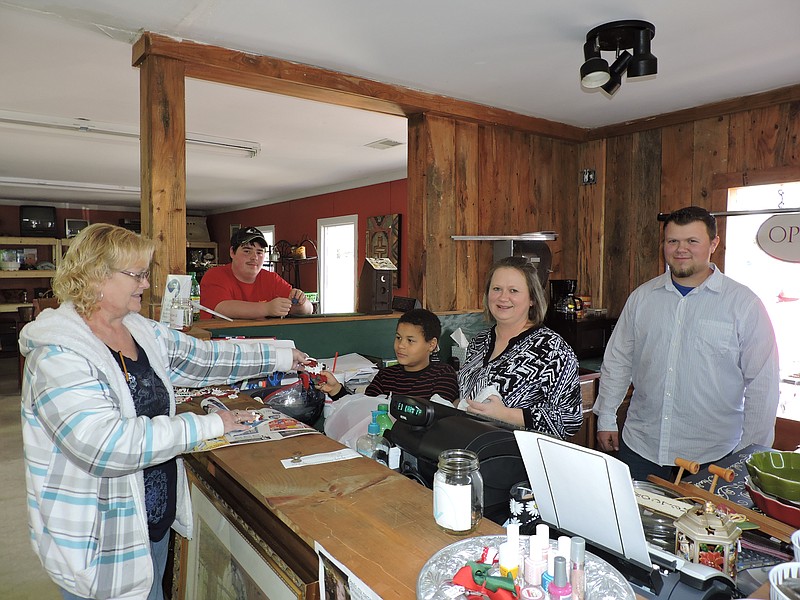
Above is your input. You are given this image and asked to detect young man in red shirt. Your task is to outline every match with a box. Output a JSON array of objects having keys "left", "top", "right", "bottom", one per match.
[{"left": 200, "top": 227, "right": 313, "bottom": 319}]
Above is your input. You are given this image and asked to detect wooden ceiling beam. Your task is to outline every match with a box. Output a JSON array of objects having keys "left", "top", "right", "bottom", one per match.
[{"left": 132, "top": 32, "right": 587, "bottom": 142}]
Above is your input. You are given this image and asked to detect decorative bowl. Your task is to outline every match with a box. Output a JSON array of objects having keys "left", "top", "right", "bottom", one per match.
[
  {"left": 745, "top": 476, "right": 800, "bottom": 529},
  {"left": 746, "top": 451, "right": 800, "bottom": 503},
  {"left": 0, "top": 260, "right": 20, "bottom": 271}
]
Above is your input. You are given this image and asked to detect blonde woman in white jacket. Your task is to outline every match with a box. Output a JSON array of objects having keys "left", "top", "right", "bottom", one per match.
[{"left": 19, "top": 224, "right": 309, "bottom": 600}]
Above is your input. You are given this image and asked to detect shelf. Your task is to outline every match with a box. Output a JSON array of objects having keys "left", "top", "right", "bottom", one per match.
[
  {"left": 0, "top": 236, "right": 60, "bottom": 245},
  {"left": 187, "top": 241, "right": 218, "bottom": 250},
  {"left": 0, "top": 302, "right": 31, "bottom": 313},
  {"left": 0, "top": 270, "right": 57, "bottom": 279},
  {"left": 277, "top": 256, "right": 317, "bottom": 263}
]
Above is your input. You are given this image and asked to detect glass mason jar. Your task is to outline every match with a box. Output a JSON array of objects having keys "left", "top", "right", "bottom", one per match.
[
  {"left": 433, "top": 449, "right": 483, "bottom": 535},
  {"left": 169, "top": 297, "right": 192, "bottom": 330}
]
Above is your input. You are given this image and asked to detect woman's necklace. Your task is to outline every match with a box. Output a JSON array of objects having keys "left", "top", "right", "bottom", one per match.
[{"left": 117, "top": 351, "right": 131, "bottom": 383}]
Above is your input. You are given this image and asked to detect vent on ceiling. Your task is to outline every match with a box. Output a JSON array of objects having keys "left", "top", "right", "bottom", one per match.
[{"left": 365, "top": 138, "right": 403, "bottom": 150}]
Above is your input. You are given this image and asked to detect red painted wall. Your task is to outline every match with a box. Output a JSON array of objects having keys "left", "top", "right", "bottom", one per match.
[{"left": 206, "top": 179, "right": 409, "bottom": 297}]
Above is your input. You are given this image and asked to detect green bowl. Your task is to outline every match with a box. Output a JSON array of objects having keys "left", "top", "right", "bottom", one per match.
[{"left": 745, "top": 451, "right": 800, "bottom": 503}]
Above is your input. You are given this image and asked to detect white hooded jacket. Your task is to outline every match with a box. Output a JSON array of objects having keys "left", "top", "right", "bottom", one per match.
[{"left": 19, "top": 303, "right": 293, "bottom": 599}]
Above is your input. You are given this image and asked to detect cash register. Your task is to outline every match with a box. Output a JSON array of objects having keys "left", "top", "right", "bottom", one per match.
[{"left": 385, "top": 394, "right": 527, "bottom": 525}]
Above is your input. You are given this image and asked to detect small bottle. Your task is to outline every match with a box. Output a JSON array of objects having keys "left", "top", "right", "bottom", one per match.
[
  {"left": 547, "top": 556, "right": 572, "bottom": 599},
  {"left": 557, "top": 535, "right": 572, "bottom": 564},
  {"left": 355, "top": 413, "right": 389, "bottom": 467},
  {"left": 498, "top": 540, "right": 519, "bottom": 580},
  {"left": 433, "top": 449, "right": 483, "bottom": 535},
  {"left": 525, "top": 533, "right": 547, "bottom": 587},
  {"left": 189, "top": 271, "right": 201, "bottom": 322},
  {"left": 570, "top": 537, "right": 586, "bottom": 600},
  {"left": 376, "top": 403, "right": 393, "bottom": 435}
]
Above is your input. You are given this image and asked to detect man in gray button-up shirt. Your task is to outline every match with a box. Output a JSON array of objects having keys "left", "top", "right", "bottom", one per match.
[{"left": 593, "top": 206, "right": 779, "bottom": 481}]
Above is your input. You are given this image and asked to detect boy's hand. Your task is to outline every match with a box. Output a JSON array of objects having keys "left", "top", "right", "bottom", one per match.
[{"left": 316, "top": 370, "right": 343, "bottom": 397}]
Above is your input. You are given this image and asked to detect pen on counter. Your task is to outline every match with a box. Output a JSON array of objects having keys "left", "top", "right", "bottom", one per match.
[
  {"left": 195, "top": 302, "right": 234, "bottom": 321},
  {"left": 332, "top": 352, "right": 339, "bottom": 373}
]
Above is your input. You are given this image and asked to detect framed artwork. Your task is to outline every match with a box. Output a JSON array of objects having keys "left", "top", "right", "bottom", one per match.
[
  {"left": 365, "top": 214, "right": 400, "bottom": 287},
  {"left": 184, "top": 481, "right": 304, "bottom": 600},
  {"left": 229, "top": 224, "right": 241, "bottom": 240},
  {"left": 65, "top": 218, "right": 89, "bottom": 238}
]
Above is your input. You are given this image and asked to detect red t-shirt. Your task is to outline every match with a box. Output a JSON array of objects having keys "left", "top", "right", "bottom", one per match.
[{"left": 199, "top": 264, "right": 292, "bottom": 320}]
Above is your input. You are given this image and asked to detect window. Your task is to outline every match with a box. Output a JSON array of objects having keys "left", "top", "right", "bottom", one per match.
[
  {"left": 725, "top": 182, "right": 800, "bottom": 419},
  {"left": 255, "top": 225, "right": 275, "bottom": 270},
  {"left": 318, "top": 216, "right": 357, "bottom": 313}
]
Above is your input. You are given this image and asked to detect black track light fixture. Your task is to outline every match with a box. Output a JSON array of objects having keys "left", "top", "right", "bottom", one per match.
[{"left": 580, "top": 20, "right": 656, "bottom": 96}]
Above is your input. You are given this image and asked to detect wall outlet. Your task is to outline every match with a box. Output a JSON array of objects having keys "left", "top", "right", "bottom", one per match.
[{"left": 580, "top": 169, "right": 597, "bottom": 185}]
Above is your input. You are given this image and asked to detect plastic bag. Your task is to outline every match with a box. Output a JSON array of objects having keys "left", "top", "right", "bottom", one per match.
[{"left": 323, "top": 393, "right": 387, "bottom": 449}]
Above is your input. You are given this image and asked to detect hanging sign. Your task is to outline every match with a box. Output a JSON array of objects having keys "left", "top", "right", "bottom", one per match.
[{"left": 756, "top": 214, "right": 800, "bottom": 262}]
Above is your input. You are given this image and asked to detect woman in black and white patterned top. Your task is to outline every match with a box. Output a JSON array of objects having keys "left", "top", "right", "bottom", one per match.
[{"left": 458, "top": 256, "right": 582, "bottom": 439}]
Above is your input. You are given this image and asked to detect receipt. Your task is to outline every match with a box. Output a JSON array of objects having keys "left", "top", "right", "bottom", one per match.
[{"left": 281, "top": 448, "right": 360, "bottom": 469}]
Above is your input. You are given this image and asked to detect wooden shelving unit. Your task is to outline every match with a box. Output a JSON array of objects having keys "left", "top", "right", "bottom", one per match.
[{"left": 0, "top": 237, "right": 61, "bottom": 313}]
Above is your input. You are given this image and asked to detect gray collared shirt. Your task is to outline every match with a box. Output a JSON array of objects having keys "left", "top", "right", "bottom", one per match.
[{"left": 593, "top": 265, "right": 779, "bottom": 465}]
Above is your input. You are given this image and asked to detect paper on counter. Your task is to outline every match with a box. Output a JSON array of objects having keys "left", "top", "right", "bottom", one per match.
[
  {"left": 281, "top": 448, "right": 360, "bottom": 469},
  {"left": 316, "top": 352, "right": 378, "bottom": 384}
]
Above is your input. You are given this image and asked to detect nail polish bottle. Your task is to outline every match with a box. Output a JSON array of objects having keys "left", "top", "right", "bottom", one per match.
[
  {"left": 570, "top": 537, "right": 586, "bottom": 600},
  {"left": 498, "top": 540, "right": 519, "bottom": 580},
  {"left": 547, "top": 556, "right": 572, "bottom": 599},
  {"left": 557, "top": 535, "right": 571, "bottom": 563},
  {"left": 524, "top": 534, "right": 547, "bottom": 587}
]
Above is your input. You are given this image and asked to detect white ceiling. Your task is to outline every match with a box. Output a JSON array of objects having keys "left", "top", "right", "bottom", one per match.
[{"left": 1, "top": 1, "right": 799, "bottom": 213}]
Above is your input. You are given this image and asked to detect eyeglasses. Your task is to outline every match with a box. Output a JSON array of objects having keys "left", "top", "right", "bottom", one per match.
[{"left": 119, "top": 270, "right": 151, "bottom": 283}]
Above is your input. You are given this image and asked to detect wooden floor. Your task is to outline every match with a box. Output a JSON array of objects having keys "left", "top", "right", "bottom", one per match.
[{"left": 0, "top": 356, "right": 61, "bottom": 599}]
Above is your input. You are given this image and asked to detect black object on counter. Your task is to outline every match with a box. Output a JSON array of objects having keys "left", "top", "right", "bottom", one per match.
[{"left": 386, "top": 394, "right": 527, "bottom": 526}]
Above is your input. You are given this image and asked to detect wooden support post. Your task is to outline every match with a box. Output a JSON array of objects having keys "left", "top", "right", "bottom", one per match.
[{"left": 138, "top": 54, "right": 187, "bottom": 320}]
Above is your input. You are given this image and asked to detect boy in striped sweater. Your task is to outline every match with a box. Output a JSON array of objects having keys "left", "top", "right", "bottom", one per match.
[{"left": 318, "top": 309, "right": 459, "bottom": 403}]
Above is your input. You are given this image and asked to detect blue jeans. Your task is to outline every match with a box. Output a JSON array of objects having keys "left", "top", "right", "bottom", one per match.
[{"left": 59, "top": 533, "right": 170, "bottom": 600}]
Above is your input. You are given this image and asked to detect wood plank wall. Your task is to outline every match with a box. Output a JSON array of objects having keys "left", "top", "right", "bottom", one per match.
[
  {"left": 408, "top": 96, "right": 800, "bottom": 316},
  {"left": 594, "top": 99, "right": 800, "bottom": 317},
  {"left": 408, "top": 113, "right": 579, "bottom": 312}
]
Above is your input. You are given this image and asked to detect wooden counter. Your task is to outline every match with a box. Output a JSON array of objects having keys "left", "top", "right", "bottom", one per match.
[{"left": 176, "top": 396, "right": 502, "bottom": 599}]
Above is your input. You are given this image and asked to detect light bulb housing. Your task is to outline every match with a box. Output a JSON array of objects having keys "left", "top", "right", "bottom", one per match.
[
  {"left": 580, "top": 40, "right": 610, "bottom": 88},
  {"left": 601, "top": 50, "right": 633, "bottom": 95},
  {"left": 627, "top": 27, "right": 658, "bottom": 78}
]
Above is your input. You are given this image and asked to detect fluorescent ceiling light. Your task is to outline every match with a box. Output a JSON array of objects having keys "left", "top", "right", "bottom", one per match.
[
  {"left": 0, "top": 176, "right": 140, "bottom": 195},
  {"left": 0, "top": 109, "right": 261, "bottom": 158}
]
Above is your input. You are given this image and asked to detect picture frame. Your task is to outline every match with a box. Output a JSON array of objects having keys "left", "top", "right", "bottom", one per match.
[
  {"left": 65, "top": 218, "right": 89, "bottom": 238},
  {"left": 184, "top": 480, "right": 304, "bottom": 600},
  {"left": 229, "top": 224, "right": 241, "bottom": 240}
]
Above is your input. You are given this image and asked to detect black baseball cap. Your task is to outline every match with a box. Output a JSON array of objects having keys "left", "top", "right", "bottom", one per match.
[{"left": 231, "top": 226, "right": 267, "bottom": 251}]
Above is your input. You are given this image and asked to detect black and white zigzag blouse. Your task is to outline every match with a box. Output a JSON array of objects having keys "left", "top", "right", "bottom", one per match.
[{"left": 458, "top": 325, "right": 582, "bottom": 439}]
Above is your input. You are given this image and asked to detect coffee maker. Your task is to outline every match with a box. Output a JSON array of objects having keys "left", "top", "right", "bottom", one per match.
[{"left": 548, "top": 279, "right": 580, "bottom": 319}]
